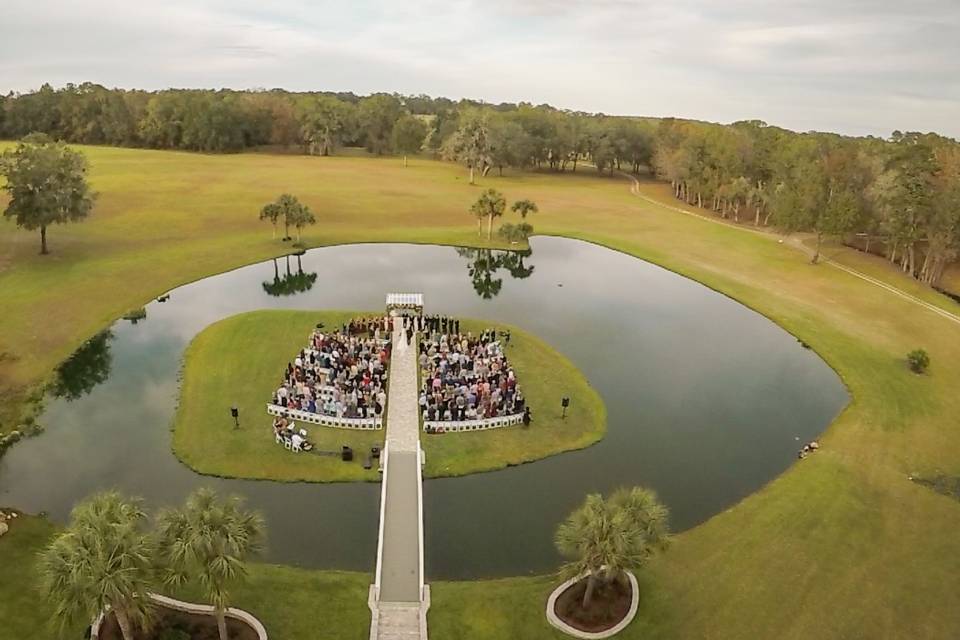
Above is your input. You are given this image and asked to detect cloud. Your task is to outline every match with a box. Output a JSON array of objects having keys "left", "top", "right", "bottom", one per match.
[{"left": 0, "top": 0, "right": 957, "bottom": 137}]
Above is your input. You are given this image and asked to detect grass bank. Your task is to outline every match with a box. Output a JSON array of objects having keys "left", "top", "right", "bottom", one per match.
[
  {"left": 3, "top": 146, "right": 960, "bottom": 638},
  {"left": 172, "top": 310, "right": 605, "bottom": 482},
  {"left": 0, "top": 513, "right": 371, "bottom": 640}
]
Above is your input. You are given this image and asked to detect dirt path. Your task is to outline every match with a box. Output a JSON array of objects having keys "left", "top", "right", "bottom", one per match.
[{"left": 617, "top": 171, "right": 960, "bottom": 327}]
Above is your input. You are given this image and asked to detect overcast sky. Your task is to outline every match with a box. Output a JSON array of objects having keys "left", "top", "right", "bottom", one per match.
[{"left": 2, "top": 0, "right": 957, "bottom": 138}]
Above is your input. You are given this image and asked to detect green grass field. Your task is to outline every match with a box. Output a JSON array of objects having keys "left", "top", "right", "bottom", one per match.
[
  {"left": 3, "top": 144, "right": 960, "bottom": 638},
  {"left": 173, "top": 310, "right": 604, "bottom": 481},
  {"left": 174, "top": 310, "right": 385, "bottom": 482},
  {"left": 0, "top": 513, "right": 371, "bottom": 640}
]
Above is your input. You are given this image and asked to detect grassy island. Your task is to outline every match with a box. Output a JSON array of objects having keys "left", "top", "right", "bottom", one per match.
[
  {"left": 172, "top": 309, "right": 605, "bottom": 482},
  {"left": 420, "top": 317, "right": 606, "bottom": 477}
]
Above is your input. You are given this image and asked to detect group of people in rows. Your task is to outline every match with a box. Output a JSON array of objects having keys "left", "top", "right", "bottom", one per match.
[
  {"left": 267, "top": 313, "right": 531, "bottom": 449},
  {"left": 271, "top": 317, "right": 392, "bottom": 421},
  {"left": 417, "top": 317, "right": 528, "bottom": 424}
]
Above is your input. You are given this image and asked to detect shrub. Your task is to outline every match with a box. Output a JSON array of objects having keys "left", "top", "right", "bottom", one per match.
[
  {"left": 907, "top": 349, "right": 930, "bottom": 374},
  {"left": 498, "top": 222, "right": 534, "bottom": 242},
  {"left": 122, "top": 307, "right": 147, "bottom": 324}
]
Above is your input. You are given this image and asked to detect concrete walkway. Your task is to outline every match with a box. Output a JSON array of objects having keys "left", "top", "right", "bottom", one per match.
[{"left": 370, "top": 318, "right": 428, "bottom": 640}]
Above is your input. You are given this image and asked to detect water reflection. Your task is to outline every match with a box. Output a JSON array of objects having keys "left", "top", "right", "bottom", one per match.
[
  {"left": 457, "top": 247, "right": 536, "bottom": 299},
  {"left": 262, "top": 254, "right": 318, "bottom": 297},
  {"left": 0, "top": 238, "right": 848, "bottom": 578},
  {"left": 501, "top": 248, "right": 535, "bottom": 279},
  {"left": 51, "top": 330, "right": 114, "bottom": 401}
]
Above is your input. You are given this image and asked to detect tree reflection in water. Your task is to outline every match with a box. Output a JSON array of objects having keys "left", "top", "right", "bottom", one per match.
[
  {"left": 455, "top": 247, "right": 535, "bottom": 299},
  {"left": 262, "top": 254, "right": 318, "bottom": 297},
  {"left": 52, "top": 330, "right": 114, "bottom": 400}
]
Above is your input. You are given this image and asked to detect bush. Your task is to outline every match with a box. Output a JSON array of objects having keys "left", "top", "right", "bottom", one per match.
[
  {"left": 122, "top": 307, "right": 147, "bottom": 324},
  {"left": 498, "top": 222, "right": 534, "bottom": 242},
  {"left": 907, "top": 349, "right": 930, "bottom": 374}
]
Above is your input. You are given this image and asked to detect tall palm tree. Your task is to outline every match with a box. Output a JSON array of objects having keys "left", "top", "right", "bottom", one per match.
[
  {"left": 291, "top": 204, "right": 317, "bottom": 242},
  {"left": 260, "top": 193, "right": 313, "bottom": 241},
  {"left": 469, "top": 189, "right": 506, "bottom": 240},
  {"left": 258, "top": 202, "right": 281, "bottom": 239},
  {"left": 155, "top": 488, "right": 265, "bottom": 640},
  {"left": 38, "top": 492, "right": 155, "bottom": 640},
  {"left": 555, "top": 487, "right": 669, "bottom": 609}
]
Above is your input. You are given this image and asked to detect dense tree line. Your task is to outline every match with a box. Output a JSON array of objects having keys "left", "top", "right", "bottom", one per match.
[
  {"left": 652, "top": 120, "right": 960, "bottom": 283},
  {"left": 2, "top": 83, "right": 957, "bottom": 286},
  {"left": 0, "top": 83, "right": 656, "bottom": 168}
]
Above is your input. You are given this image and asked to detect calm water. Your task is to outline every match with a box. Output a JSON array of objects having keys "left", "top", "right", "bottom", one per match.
[{"left": 0, "top": 238, "right": 847, "bottom": 579}]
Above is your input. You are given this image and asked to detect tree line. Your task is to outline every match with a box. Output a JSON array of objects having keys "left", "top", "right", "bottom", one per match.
[
  {"left": 0, "top": 82, "right": 656, "bottom": 167},
  {"left": 3, "top": 83, "right": 958, "bottom": 287},
  {"left": 652, "top": 120, "right": 960, "bottom": 284}
]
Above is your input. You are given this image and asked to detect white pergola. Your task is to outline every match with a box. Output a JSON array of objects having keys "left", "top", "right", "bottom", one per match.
[{"left": 385, "top": 292, "right": 424, "bottom": 315}]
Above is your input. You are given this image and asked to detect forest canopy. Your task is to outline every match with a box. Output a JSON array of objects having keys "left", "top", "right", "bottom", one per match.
[{"left": 2, "top": 83, "right": 958, "bottom": 287}]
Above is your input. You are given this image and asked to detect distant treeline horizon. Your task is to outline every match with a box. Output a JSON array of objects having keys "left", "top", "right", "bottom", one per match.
[{"left": 2, "top": 82, "right": 958, "bottom": 288}]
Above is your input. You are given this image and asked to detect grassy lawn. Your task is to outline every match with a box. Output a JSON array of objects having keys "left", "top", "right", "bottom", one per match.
[
  {"left": 0, "top": 513, "right": 371, "bottom": 640},
  {"left": 420, "top": 317, "right": 605, "bottom": 477},
  {"left": 3, "top": 145, "right": 960, "bottom": 638},
  {"left": 0, "top": 512, "right": 85, "bottom": 640},
  {"left": 173, "top": 309, "right": 384, "bottom": 482},
  {"left": 173, "top": 310, "right": 605, "bottom": 481},
  {"left": 0, "top": 144, "right": 515, "bottom": 433}
]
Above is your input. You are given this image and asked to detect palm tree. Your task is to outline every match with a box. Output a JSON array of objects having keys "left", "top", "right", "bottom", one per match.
[
  {"left": 38, "top": 492, "right": 155, "bottom": 640},
  {"left": 511, "top": 199, "right": 538, "bottom": 220},
  {"left": 554, "top": 487, "right": 669, "bottom": 609},
  {"left": 155, "top": 488, "right": 265, "bottom": 640},
  {"left": 258, "top": 202, "right": 281, "bottom": 239},
  {"left": 469, "top": 189, "right": 506, "bottom": 240},
  {"left": 260, "top": 194, "right": 313, "bottom": 241},
  {"left": 290, "top": 204, "right": 317, "bottom": 243}
]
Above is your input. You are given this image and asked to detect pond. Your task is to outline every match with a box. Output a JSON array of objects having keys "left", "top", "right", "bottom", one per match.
[{"left": 0, "top": 237, "right": 848, "bottom": 579}]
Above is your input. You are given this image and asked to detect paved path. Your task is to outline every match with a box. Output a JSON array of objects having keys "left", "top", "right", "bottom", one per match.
[{"left": 370, "top": 318, "right": 428, "bottom": 640}]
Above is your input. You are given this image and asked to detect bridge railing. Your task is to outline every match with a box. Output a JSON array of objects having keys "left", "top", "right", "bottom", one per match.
[{"left": 373, "top": 442, "right": 390, "bottom": 599}]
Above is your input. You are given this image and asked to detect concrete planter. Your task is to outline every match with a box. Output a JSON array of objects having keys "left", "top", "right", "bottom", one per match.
[
  {"left": 91, "top": 593, "right": 268, "bottom": 639},
  {"left": 545, "top": 571, "right": 639, "bottom": 639}
]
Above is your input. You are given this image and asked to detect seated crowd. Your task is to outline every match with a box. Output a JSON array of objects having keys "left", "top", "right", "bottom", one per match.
[
  {"left": 272, "top": 414, "right": 313, "bottom": 452},
  {"left": 418, "top": 320, "right": 526, "bottom": 423},
  {"left": 271, "top": 316, "right": 392, "bottom": 421}
]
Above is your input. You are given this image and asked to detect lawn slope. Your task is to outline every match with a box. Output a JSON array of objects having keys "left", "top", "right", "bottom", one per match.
[{"left": 2, "top": 146, "right": 960, "bottom": 638}]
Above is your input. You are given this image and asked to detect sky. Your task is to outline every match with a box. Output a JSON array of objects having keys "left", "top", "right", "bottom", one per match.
[{"left": 2, "top": 0, "right": 958, "bottom": 138}]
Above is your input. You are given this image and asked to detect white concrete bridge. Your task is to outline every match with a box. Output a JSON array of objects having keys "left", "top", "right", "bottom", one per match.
[{"left": 369, "top": 316, "right": 429, "bottom": 640}]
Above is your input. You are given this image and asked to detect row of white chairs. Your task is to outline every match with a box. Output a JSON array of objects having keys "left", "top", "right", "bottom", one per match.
[
  {"left": 423, "top": 413, "right": 524, "bottom": 433},
  {"left": 275, "top": 431, "right": 306, "bottom": 452},
  {"left": 266, "top": 404, "right": 383, "bottom": 430}
]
